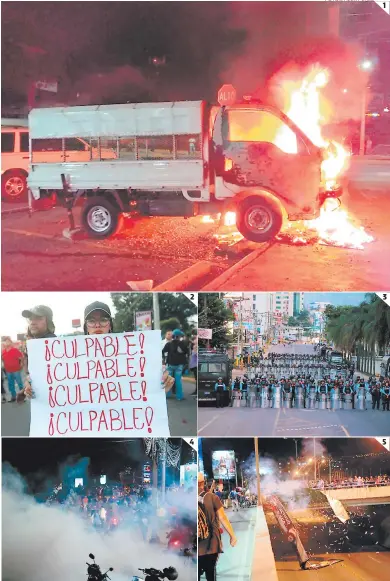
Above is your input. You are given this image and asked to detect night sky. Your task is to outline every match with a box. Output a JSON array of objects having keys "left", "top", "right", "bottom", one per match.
[
  {"left": 200, "top": 438, "right": 390, "bottom": 476},
  {"left": 2, "top": 438, "right": 193, "bottom": 480},
  {"left": 3, "top": 2, "right": 389, "bottom": 109}
]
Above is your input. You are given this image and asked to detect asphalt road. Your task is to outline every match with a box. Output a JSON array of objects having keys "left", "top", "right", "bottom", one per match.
[
  {"left": 1, "top": 377, "right": 196, "bottom": 437},
  {"left": 198, "top": 343, "right": 390, "bottom": 437},
  {"left": 206, "top": 193, "right": 390, "bottom": 291},
  {"left": 197, "top": 406, "right": 390, "bottom": 437},
  {"left": 2, "top": 191, "right": 390, "bottom": 291},
  {"left": 267, "top": 505, "right": 390, "bottom": 581}
]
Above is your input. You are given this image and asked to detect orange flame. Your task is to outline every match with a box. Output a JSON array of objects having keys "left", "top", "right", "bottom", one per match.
[{"left": 275, "top": 66, "right": 349, "bottom": 189}]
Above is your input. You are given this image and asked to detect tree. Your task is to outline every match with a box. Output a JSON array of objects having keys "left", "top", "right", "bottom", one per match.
[
  {"left": 324, "top": 294, "right": 390, "bottom": 374},
  {"left": 288, "top": 316, "right": 298, "bottom": 326},
  {"left": 111, "top": 293, "right": 196, "bottom": 334},
  {"left": 296, "top": 310, "right": 311, "bottom": 325},
  {"left": 160, "top": 317, "right": 181, "bottom": 336},
  {"left": 198, "top": 293, "right": 234, "bottom": 348}
]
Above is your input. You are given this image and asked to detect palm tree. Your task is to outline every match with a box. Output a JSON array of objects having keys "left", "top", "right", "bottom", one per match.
[{"left": 325, "top": 295, "right": 390, "bottom": 374}]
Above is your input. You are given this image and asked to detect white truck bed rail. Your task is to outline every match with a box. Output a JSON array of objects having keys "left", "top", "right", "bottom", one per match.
[
  {"left": 28, "top": 100, "right": 208, "bottom": 198},
  {"left": 29, "top": 101, "right": 204, "bottom": 138}
]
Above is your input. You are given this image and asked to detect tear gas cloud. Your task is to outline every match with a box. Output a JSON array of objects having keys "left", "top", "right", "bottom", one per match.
[
  {"left": 241, "top": 453, "right": 310, "bottom": 512},
  {"left": 241, "top": 440, "right": 329, "bottom": 512},
  {"left": 2, "top": 463, "right": 195, "bottom": 581}
]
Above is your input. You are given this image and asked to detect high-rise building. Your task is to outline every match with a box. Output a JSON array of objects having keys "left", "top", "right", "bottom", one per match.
[
  {"left": 270, "top": 292, "right": 304, "bottom": 318},
  {"left": 293, "top": 292, "right": 305, "bottom": 316}
]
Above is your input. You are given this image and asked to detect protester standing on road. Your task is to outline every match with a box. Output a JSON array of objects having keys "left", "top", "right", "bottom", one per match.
[
  {"left": 190, "top": 339, "right": 198, "bottom": 397},
  {"left": 17, "top": 306, "right": 57, "bottom": 402},
  {"left": 1, "top": 337, "right": 24, "bottom": 402},
  {"left": 162, "top": 329, "right": 188, "bottom": 401},
  {"left": 198, "top": 472, "right": 237, "bottom": 581},
  {"left": 229, "top": 489, "right": 239, "bottom": 512},
  {"left": 2, "top": 364, "right": 7, "bottom": 403}
]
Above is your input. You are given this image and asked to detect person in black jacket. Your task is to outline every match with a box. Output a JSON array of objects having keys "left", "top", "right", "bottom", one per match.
[{"left": 162, "top": 329, "right": 188, "bottom": 401}]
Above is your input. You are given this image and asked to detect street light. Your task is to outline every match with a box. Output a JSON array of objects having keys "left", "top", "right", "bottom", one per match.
[
  {"left": 358, "top": 58, "right": 375, "bottom": 155},
  {"left": 361, "top": 59, "right": 373, "bottom": 71}
]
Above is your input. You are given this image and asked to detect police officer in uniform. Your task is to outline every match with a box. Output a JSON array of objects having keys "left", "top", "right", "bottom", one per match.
[
  {"left": 214, "top": 376, "right": 226, "bottom": 408},
  {"left": 241, "top": 374, "right": 249, "bottom": 406},
  {"left": 371, "top": 381, "right": 381, "bottom": 410},
  {"left": 381, "top": 381, "right": 390, "bottom": 411}
]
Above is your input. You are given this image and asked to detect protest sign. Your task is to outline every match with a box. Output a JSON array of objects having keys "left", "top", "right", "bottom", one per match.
[{"left": 27, "top": 331, "right": 169, "bottom": 437}]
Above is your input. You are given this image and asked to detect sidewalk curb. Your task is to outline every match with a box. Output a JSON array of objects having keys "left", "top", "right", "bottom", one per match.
[
  {"left": 201, "top": 243, "right": 271, "bottom": 290},
  {"left": 251, "top": 506, "right": 278, "bottom": 581},
  {"left": 153, "top": 261, "right": 213, "bottom": 290}
]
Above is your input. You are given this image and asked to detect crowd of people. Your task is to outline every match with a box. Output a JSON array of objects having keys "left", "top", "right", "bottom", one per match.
[
  {"left": 213, "top": 354, "right": 390, "bottom": 411},
  {"left": 310, "top": 474, "right": 390, "bottom": 489},
  {"left": 1, "top": 302, "right": 198, "bottom": 404},
  {"left": 45, "top": 480, "right": 196, "bottom": 546}
]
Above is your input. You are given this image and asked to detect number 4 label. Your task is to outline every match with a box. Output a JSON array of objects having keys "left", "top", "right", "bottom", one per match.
[
  {"left": 376, "top": 438, "right": 390, "bottom": 451},
  {"left": 374, "top": 1, "right": 390, "bottom": 14},
  {"left": 376, "top": 292, "right": 390, "bottom": 307},
  {"left": 183, "top": 437, "right": 198, "bottom": 452}
]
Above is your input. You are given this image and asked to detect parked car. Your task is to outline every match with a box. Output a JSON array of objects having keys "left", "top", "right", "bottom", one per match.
[{"left": 1, "top": 119, "right": 29, "bottom": 202}]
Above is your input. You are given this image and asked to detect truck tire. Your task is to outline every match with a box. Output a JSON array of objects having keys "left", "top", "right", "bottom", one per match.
[
  {"left": 1, "top": 170, "right": 28, "bottom": 202},
  {"left": 81, "top": 196, "right": 123, "bottom": 238},
  {"left": 236, "top": 196, "right": 283, "bottom": 243}
]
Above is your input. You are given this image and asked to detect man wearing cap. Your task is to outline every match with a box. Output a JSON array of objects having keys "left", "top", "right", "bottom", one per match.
[
  {"left": 16, "top": 305, "right": 57, "bottom": 402},
  {"left": 198, "top": 472, "right": 237, "bottom": 581},
  {"left": 22, "top": 305, "right": 56, "bottom": 340},
  {"left": 162, "top": 329, "right": 189, "bottom": 401},
  {"left": 1, "top": 337, "right": 24, "bottom": 402}
]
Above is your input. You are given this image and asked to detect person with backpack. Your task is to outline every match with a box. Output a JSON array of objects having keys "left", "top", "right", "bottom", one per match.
[
  {"left": 162, "top": 328, "right": 189, "bottom": 401},
  {"left": 198, "top": 473, "right": 237, "bottom": 581}
]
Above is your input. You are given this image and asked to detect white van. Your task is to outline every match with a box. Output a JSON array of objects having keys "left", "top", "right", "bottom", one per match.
[
  {"left": 1, "top": 119, "right": 112, "bottom": 202},
  {"left": 1, "top": 119, "right": 29, "bottom": 202}
]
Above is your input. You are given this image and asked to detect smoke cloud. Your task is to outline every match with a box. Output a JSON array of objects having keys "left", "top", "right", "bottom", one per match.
[
  {"left": 2, "top": 465, "right": 195, "bottom": 581},
  {"left": 222, "top": 3, "right": 369, "bottom": 125}
]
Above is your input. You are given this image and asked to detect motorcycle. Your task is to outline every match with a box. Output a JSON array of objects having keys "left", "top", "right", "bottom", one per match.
[
  {"left": 132, "top": 566, "right": 179, "bottom": 581},
  {"left": 86, "top": 554, "right": 114, "bottom": 581}
]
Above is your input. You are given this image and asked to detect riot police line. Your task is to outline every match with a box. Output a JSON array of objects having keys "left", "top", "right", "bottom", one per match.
[{"left": 213, "top": 355, "right": 390, "bottom": 411}]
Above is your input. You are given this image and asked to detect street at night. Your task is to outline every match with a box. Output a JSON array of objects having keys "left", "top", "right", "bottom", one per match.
[
  {"left": 2, "top": 2, "right": 390, "bottom": 291},
  {"left": 2, "top": 438, "right": 197, "bottom": 581},
  {"left": 198, "top": 438, "right": 390, "bottom": 581},
  {"left": 2, "top": 192, "right": 390, "bottom": 291}
]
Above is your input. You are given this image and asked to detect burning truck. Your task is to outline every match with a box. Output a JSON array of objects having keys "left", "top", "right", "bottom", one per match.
[{"left": 27, "top": 67, "right": 357, "bottom": 242}]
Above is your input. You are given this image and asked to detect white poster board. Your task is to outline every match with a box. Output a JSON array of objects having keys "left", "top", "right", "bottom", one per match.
[
  {"left": 198, "top": 328, "right": 213, "bottom": 340},
  {"left": 27, "top": 331, "right": 169, "bottom": 437}
]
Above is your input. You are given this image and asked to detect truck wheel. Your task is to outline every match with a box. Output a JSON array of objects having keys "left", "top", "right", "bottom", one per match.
[
  {"left": 81, "top": 196, "right": 122, "bottom": 238},
  {"left": 236, "top": 196, "right": 283, "bottom": 242},
  {"left": 1, "top": 170, "right": 28, "bottom": 202}
]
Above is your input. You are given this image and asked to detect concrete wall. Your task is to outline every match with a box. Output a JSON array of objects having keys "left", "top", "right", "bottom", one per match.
[
  {"left": 251, "top": 506, "right": 278, "bottom": 581},
  {"left": 323, "top": 485, "right": 390, "bottom": 501}
]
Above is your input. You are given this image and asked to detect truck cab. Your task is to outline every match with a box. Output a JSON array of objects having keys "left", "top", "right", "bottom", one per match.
[
  {"left": 210, "top": 101, "right": 340, "bottom": 242},
  {"left": 198, "top": 349, "right": 232, "bottom": 406}
]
